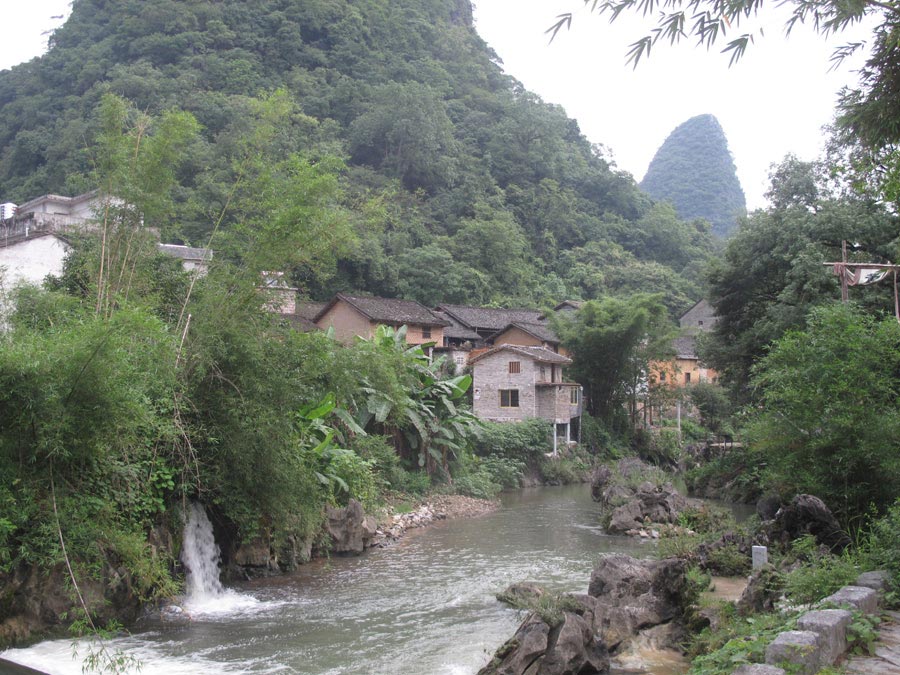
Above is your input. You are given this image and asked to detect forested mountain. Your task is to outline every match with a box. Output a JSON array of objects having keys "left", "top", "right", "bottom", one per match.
[
  {"left": 640, "top": 114, "right": 746, "bottom": 239},
  {"left": 0, "top": 0, "right": 714, "bottom": 312}
]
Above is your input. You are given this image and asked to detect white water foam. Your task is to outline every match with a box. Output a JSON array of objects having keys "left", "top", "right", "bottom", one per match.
[{"left": 180, "top": 502, "right": 261, "bottom": 617}]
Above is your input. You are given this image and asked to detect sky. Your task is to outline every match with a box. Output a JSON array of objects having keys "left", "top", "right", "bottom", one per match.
[{"left": 0, "top": 0, "right": 879, "bottom": 209}]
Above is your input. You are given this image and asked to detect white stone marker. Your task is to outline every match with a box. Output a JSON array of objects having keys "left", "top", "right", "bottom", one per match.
[{"left": 752, "top": 545, "right": 768, "bottom": 569}]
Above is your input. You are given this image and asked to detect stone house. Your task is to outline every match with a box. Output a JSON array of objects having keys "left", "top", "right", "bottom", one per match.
[
  {"left": 470, "top": 344, "right": 582, "bottom": 453},
  {"left": 313, "top": 293, "right": 449, "bottom": 346}
]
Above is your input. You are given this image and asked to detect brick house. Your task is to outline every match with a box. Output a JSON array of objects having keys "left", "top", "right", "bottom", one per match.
[
  {"left": 313, "top": 293, "right": 449, "bottom": 346},
  {"left": 470, "top": 344, "right": 582, "bottom": 454}
]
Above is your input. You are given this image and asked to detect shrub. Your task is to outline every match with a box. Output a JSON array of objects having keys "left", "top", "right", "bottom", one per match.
[
  {"left": 784, "top": 535, "right": 859, "bottom": 606},
  {"left": 706, "top": 543, "right": 751, "bottom": 576},
  {"left": 472, "top": 419, "right": 550, "bottom": 462}
]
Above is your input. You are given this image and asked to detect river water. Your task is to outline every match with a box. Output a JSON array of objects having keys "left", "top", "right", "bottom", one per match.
[{"left": 2, "top": 485, "right": 710, "bottom": 675}]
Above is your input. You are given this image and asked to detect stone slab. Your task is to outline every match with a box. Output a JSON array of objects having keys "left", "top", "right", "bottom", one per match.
[
  {"left": 822, "top": 585, "right": 879, "bottom": 614},
  {"left": 765, "top": 630, "right": 821, "bottom": 675},
  {"left": 857, "top": 570, "right": 892, "bottom": 594},
  {"left": 752, "top": 545, "right": 769, "bottom": 569},
  {"left": 732, "top": 665, "right": 786, "bottom": 675},
  {"left": 796, "top": 608, "right": 852, "bottom": 665}
]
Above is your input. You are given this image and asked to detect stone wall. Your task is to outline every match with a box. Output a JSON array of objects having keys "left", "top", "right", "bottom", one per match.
[{"left": 473, "top": 350, "right": 537, "bottom": 421}]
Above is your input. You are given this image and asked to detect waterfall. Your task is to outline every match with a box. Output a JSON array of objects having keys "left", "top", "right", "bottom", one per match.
[
  {"left": 181, "top": 502, "right": 226, "bottom": 602},
  {"left": 180, "top": 502, "right": 260, "bottom": 615}
]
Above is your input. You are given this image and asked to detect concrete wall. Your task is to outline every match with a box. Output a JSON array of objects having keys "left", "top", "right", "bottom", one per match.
[
  {"left": 473, "top": 351, "right": 537, "bottom": 421},
  {"left": 493, "top": 326, "right": 542, "bottom": 348},
  {"left": 404, "top": 323, "right": 444, "bottom": 346},
  {"left": 680, "top": 299, "right": 717, "bottom": 333},
  {"left": 0, "top": 235, "right": 69, "bottom": 287},
  {"left": 316, "top": 301, "right": 374, "bottom": 344}
]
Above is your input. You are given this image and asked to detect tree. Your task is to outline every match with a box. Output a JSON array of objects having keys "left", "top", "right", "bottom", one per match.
[
  {"left": 703, "top": 155, "right": 899, "bottom": 400},
  {"left": 748, "top": 302, "right": 900, "bottom": 523},
  {"left": 550, "top": 294, "right": 674, "bottom": 427},
  {"left": 547, "top": 0, "right": 894, "bottom": 67}
]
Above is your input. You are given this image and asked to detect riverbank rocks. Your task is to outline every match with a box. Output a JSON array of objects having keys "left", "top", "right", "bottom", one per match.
[
  {"left": 371, "top": 495, "right": 498, "bottom": 547},
  {"left": 586, "top": 554, "right": 690, "bottom": 651},
  {"left": 477, "top": 605, "right": 610, "bottom": 675},
  {"left": 592, "top": 460, "right": 690, "bottom": 535},
  {"left": 325, "top": 499, "right": 378, "bottom": 555},
  {"left": 0, "top": 559, "right": 142, "bottom": 649},
  {"left": 769, "top": 494, "right": 850, "bottom": 553}
]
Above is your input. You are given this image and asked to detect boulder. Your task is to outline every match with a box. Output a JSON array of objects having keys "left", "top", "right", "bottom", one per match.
[
  {"left": 737, "top": 565, "right": 782, "bottom": 616},
  {"left": 477, "top": 609, "right": 609, "bottom": 675},
  {"left": 590, "top": 465, "right": 612, "bottom": 502},
  {"left": 771, "top": 495, "right": 850, "bottom": 553},
  {"left": 587, "top": 554, "right": 689, "bottom": 651},
  {"left": 756, "top": 493, "right": 783, "bottom": 521},
  {"left": 607, "top": 501, "right": 644, "bottom": 534},
  {"left": 497, "top": 582, "right": 547, "bottom": 609},
  {"left": 324, "top": 499, "right": 378, "bottom": 555}
]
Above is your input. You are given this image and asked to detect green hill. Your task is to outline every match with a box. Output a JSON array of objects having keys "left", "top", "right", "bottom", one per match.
[
  {"left": 0, "top": 0, "right": 715, "bottom": 312},
  {"left": 640, "top": 114, "right": 746, "bottom": 238}
]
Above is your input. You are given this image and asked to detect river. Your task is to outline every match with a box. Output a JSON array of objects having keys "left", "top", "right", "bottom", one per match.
[{"left": 2, "top": 485, "right": 724, "bottom": 675}]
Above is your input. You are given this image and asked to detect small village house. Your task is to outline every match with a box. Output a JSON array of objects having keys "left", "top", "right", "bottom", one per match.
[{"left": 469, "top": 344, "right": 582, "bottom": 454}]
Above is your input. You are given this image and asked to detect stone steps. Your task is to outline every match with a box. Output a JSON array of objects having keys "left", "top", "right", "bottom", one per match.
[{"left": 731, "top": 571, "right": 891, "bottom": 675}]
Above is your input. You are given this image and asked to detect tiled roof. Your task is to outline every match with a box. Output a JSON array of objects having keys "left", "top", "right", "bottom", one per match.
[
  {"left": 157, "top": 243, "right": 213, "bottom": 261},
  {"left": 489, "top": 321, "right": 560, "bottom": 344},
  {"left": 315, "top": 293, "right": 449, "bottom": 327},
  {"left": 469, "top": 344, "right": 571, "bottom": 365},
  {"left": 674, "top": 336, "right": 698, "bottom": 360},
  {"left": 280, "top": 313, "right": 319, "bottom": 332},
  {"left": 433, "top": 310, "right": 482, "bottom": 340},
  {"left": 553, "top": 300, "right": 583, "bottom": 311},
  {"left": 295, "top": 301, "right": 327, "bottom": 321},
  {"left": 435, "top": 304, "right": 545, "bottom": 331}
]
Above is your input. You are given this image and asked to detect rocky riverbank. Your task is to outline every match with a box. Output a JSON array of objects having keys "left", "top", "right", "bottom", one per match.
[{"left": 371, "top": 494, "right": 500, "bottom": 547}]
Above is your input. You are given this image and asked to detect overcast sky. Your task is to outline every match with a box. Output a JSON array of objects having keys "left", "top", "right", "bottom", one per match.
[{"left": 0, "top": 1, "right": 878, "bottom": 209}]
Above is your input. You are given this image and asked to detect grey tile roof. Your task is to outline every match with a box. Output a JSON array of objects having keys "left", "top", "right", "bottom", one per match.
[
  {"left": 432, "top": 310, "right": 482, "bottom": 340},
  {"left": 315, "top": 293, "right": 450, "bottom": 327},
  {"left": 674, "top": 336, "right": 698, "bottom": 360},
  {"left": 435, "top": 304, "right": 545, "bottom": 331},
  {"left": 295, "top": 301, "right": 327, "bottom": 321},
  {"left": 489, "top": 321, "right": 560, "bottom": 344},
  {"left": 469, "top": 344, "right": 571, "bottom": 365}
]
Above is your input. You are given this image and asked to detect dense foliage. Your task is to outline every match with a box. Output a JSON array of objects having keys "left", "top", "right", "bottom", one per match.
[
  {"left": 747, "top": 303, "right": 900, "bottom": 521},
  {"left": 702, "top": 156, "right": 900, "bottom": 400},
  {"left": 640, "top": 115, "right": 746, "bottom": 238},
  {"left": 0, "top": 0, "right": 714, "bottom": 312}
]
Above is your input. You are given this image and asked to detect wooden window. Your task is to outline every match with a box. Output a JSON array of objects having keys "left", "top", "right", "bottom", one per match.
[
  {"left": 422, "top": 327, "right": 432, "bottom": 339},
  {"left": 500, "top": 389, "right": 519, "bottom": 408},
  {"left": 659, "top": 371, "right": 666, "bottom": 382},
  {"left": 570, "top": 388, "right": 579, "bottom": 404},
  {"left": 508, "top": 361, "right": 521, "bottom": 374},
  {"left": 684, "top": 372, "right": 691, "bottom": 384}
]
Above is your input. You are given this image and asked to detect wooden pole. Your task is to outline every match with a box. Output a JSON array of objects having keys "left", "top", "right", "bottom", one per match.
[{"left": 841, "top": 240, "right": 849, "bottom": 303}]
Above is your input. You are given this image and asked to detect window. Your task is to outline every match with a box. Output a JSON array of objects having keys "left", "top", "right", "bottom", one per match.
[
  {"left": 422, "top": 327, "right": 432, "bottom": 339},
  {"left": 508, "top": 361, "right": 521, "bottom": 374},
  {"left": 540, "top": 365, "right": 546, "bottom": 381},
  {"left": 500, "top": 389, "right": 519, "bottom": 408},
  {"left": 684, "top": 372, "right": 691, "bottom": 384},
  {"left": 659, "top": 371, "right": 666, "bottom": 382},
  {"left": 570, "top": 388, "right": 579, "bottom": 404},
  {"left": 455, "top": 355, "right": 466, "bottom": 365},
  {"left": 698, "top": 320, "right": 704, "bottom": 326}
]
